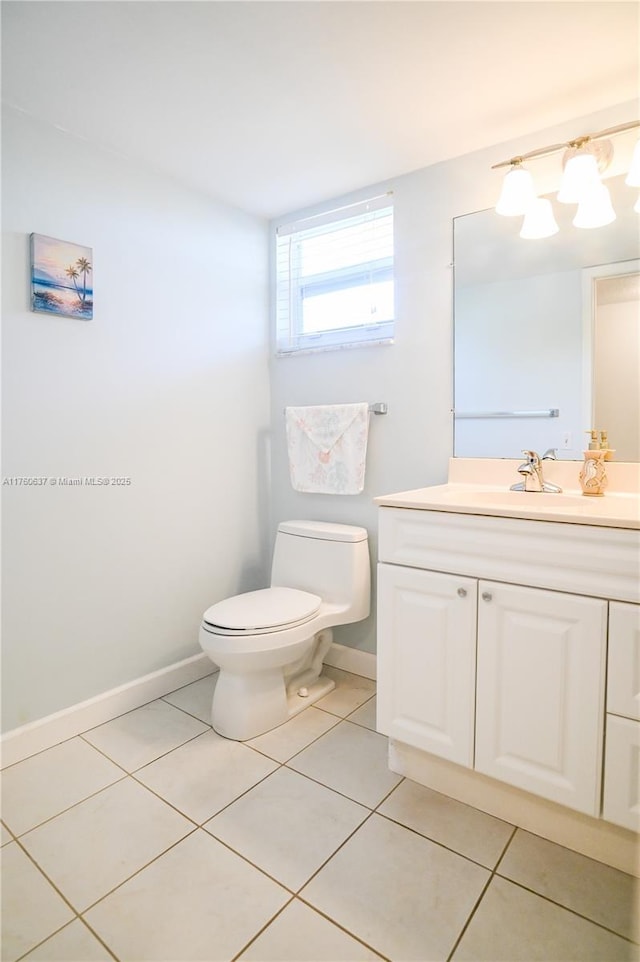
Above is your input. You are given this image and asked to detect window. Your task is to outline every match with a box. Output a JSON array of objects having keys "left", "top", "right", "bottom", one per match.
[{"left": 275, "top": 194, "right": 394, "bottom": 354}]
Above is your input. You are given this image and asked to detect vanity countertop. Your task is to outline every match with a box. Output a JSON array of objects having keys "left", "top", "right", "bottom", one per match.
[
  {"left": 375, "top": 459, "right": 640, "bottom": 530},
  {"left": 374, "top": 483, "right": 640, "bottom": 529}
]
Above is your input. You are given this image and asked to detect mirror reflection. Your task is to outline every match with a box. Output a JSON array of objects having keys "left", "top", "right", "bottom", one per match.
[{"left": 453, "top": 174, "right": 640, "bottom": 461}]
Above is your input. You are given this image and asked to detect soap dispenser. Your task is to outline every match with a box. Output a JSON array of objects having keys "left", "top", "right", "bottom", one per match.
[
  {"left": 600, "top": 430, "right": 615, "bottom": 461},
  {"left": 579, "top": 430, "right": 608, "bottom": 497}
]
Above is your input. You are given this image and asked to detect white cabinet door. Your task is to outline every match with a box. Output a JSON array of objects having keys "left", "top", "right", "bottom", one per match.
[
  {"left": 602, "top": 714, "right": 640, "bottom": 832},
  {"left": 607, "top": 602, "right": 640, "bottom": 721},
  {"left": 377, "top": 563, "right": 477, "bottom": 766},
  {"left": 475, "top": 581, "right": 607, "bottom": 815}
]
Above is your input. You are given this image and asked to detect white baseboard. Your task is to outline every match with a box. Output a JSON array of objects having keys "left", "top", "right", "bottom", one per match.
[
  {"left": 1, "top": 653, "right": 215, "bottom": 769},
  {"left": 1, "top": 642, "right": 376, "bottom": 769},
  {"left": 324, "top": 642, "right": 377, "bottom": 680}
]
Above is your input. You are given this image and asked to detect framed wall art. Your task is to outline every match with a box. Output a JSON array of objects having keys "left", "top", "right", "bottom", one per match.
[{"left": 30, "top": 233, "right": 93, "bottom": 320}]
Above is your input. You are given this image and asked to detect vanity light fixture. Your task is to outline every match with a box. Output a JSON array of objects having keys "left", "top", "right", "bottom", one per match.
[
  {"left": 557, "top": 142, "right": 610, "bottom": 204},
  {"left": 493, "top": 120, "right": 640, "bottom": 238},
  {"left": 520, "top": 198, "right": 559, "bottom": 239},
  {"left": 573, "top": 182, "right": 616, "bottom": 229},
  {"left": 495, "top": 161, "right": 537, "bottom": 216}
]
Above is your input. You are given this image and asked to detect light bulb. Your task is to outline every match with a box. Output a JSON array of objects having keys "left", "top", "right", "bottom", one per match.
[
  {"left": 558, "top": 150, "right": 601, "bottom": 204},
  {"left": 519, "top": 198, "right": 559, "bottom": 239},
  {"left": 573, "top": 183, "right": 616, "bottom": 229},
  {"left": 496, "top": 165, "right": 537, "bottom": 216},
  {"left": 626, "top": 140, "right": 640, "bottom": 188}
]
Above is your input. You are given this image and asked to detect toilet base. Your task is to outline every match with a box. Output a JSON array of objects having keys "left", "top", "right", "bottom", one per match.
[
  {"left": 211, "top": 668, "right": 336, "bottom": 742},
  {"left": 286, "top": 674, "right": 335, "bottom": 720}
]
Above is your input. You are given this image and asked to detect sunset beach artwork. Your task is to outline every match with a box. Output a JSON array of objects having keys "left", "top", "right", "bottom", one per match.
[{"left": 30, "top": 234, "right": 93, "bottom": 319}]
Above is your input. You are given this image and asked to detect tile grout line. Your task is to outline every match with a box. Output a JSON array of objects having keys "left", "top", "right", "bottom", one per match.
[
  {"left": 445, "top": 869, "right": 495, "bottom": 962},
  {"left": 294, "top": 808, "right": 377, "bottom": 896},
  {"left": 444, "top": 822, "right": 519, "bottom": 961},
  {"left": 5, "top": 772, "right": 129, "bottom": 841},
  {"left": 244, "top": 713, "right": 344, "bottom": 765},
  {"left": 74, "top": 916, "right": 121, "bottom": 962},
  {"left": 9, "top": 836, "right": 83, "bottom": 950},
  {"left": 75, "top": 826, "right": 200, "bottom": 916},
  {"left": 281, "top": 757, "right": 389, "bottom": 811},
  {"left": 493, "top": 827, "right": 639, "bottom": 945},
  {"left": 80, "top": 721, "right": 211, "bottom": 773},
  {"left": 229, "top": 894, "right": 298, "bottom": 962},
  {"left": 371, "top": 803, "right": 516, "bottom": 877},
  {"left": 296, "top": 894, "right": 394, "bottom": 962},
  {"left": 493, "top": 873, "right": 640, "bottom": 947}
]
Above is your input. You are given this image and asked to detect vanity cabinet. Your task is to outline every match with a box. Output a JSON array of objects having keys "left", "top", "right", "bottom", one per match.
[
  {"left": 376, "top": 505, "right": 639, "bottom": 822},
  {"left": 474, "top": 582, "right": 606, "bottom": 814},
  {"left": 377, "top": 565, "right": 477, "bottom": 767},
  {"left": 377, "top": 563, "right": 606, "bottom": 814},
  {"left": 602, "top": 601, "right": 640, "bottom": 831}
]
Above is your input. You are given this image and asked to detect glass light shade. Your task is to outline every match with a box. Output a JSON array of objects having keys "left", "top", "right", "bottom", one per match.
[
  {"left": 572, "top": 183, "right": 616, "bottom": 229},
  {"left": 626, "top": 140, "right": 640, "bottom": 188},
  {"left": 519, "top": 198, "right": 559, "bottom": 239},
  {"left": 557, "top": 151, "right": 601, "bottom": 204},
  {"left": 496, "top": 165, "right": 536, "bottom": 216}
]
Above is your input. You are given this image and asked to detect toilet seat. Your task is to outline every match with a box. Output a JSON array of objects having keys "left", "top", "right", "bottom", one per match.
[{"left": 202, "top": 586, "right": 322, "bottom": 636}]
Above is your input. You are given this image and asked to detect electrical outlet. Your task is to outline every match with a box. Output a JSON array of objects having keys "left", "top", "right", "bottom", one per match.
[{"left": 562, "top": 432, "right": 572, "bottom": 449}]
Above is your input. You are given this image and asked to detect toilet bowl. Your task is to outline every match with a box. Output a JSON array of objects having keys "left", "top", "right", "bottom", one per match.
[{"left": 199, "top": 520, "right": 370, "bottom": 740}]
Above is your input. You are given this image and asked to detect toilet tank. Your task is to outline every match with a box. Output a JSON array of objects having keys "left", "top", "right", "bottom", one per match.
[{"left": 271, "top": 520, "right": 370, "bottom": 623}]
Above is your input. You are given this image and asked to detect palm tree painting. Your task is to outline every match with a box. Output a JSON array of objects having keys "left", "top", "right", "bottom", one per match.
[
  {"left": 76, "top": 256, "right": 92, "bottom": 305},
  {"left": 30, "top": 234, "right": 93, "bottom": 319}
]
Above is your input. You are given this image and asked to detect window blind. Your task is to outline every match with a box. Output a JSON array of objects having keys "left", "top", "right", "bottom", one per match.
[{"left": 275, "top": 194, "right": 394, "bottom": 355}]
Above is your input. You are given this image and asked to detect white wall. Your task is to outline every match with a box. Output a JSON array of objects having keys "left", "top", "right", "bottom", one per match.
[
  {"left": 1, "top": 107, "right": 271, "bottom": 732},
  {"left": 594, "top": 283, "right": 640, "bottom": 461},
  {"left": 268, "top": 101, "right": 637, "bottom": 656}
]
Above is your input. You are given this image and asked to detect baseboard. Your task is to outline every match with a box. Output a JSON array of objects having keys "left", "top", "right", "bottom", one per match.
[
  {"left": 1, "top": 653, "right": 215, "bottom": 769},
  {"left": 1, "top": 643, "right": 376, "bottom": 769},
  {"left": 324, "top": 642, "right": 377, "bottom": 680}
]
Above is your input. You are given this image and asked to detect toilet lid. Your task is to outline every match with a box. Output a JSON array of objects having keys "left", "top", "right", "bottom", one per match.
[{"left": 202, "top": 587, "right": 321, "bottom": 632}]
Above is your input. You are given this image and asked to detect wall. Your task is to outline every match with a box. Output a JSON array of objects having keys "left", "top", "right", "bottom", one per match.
[
  {"left": 1, "top": 107, "right": 270, "bottom": 732},
  {"left": 594, "top": 276, "right": 640, "bottom": 461},
  {"left": 268, "top": 100, "right": 638, "bottom": 656}
]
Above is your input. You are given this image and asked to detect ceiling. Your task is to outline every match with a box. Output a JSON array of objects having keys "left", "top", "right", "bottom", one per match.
[{"left": 2, "top": 1, "right": 639, "bottom": 219}]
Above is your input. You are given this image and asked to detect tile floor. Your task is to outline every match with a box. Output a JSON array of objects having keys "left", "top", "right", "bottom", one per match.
[{"left": 2, "top": 666, "right": 638, "bottom": 962}]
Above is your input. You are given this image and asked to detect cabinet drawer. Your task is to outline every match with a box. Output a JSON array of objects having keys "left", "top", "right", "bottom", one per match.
[
  {"left": 378, "top": 507, "right": 640, "bottom": 603},
  {"left": 602, "top": 714, "right": 640, "bottom": 832},
  {"left": 607, "top": 602, "right": 640, "bottom": 721}
]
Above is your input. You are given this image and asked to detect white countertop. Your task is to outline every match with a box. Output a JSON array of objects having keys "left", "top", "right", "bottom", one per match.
[{"left": 375, "top": 460, "right": 640, "bottom": 530}]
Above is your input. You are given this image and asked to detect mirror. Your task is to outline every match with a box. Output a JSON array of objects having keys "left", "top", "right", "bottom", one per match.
[{"left": 453, "top": 174, "right": 640, "bottom": 460}]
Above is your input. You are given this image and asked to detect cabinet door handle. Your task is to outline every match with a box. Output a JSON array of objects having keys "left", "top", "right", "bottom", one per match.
[
  {"left": 457, "top": 587, "right": 467, "bottom": 598},
  {"left": 482, "top": 591, "right": 493, "bottom": 602}
]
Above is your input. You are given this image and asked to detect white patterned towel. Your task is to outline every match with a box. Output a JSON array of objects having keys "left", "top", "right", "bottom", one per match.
[{"left": 285, "top": 403, "right": 370, "bottom": 494}]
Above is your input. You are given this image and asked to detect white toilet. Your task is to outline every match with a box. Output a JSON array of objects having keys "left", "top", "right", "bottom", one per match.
[{"left": 199, "top": 520, "right": 370, "bottom": 740}]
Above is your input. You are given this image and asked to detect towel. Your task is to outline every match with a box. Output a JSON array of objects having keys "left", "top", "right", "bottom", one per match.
[{"left": 285, "top": 403, "right": 370, "bottom": 494}]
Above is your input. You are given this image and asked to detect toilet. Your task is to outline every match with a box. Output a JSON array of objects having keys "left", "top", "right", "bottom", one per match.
[{"left": 199, "top": 520, "right": 370, "bottom": 740}]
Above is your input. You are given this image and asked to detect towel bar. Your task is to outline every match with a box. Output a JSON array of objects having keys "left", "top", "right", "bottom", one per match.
[
  {"left": 454, "top": 408, "right": 559, "bottom": 419},
  {"left": 284, "top": 403, "right": 388, "bottom": 415}
]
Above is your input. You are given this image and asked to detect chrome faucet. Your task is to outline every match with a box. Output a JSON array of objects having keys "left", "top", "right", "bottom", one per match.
[{"left": 510, "top": 449, "right": 563, "bottom": 493}]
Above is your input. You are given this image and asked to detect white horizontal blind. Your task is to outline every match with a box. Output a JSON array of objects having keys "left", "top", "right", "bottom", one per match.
[{"left": 275, "top": 194, "right": 394, "bottom": 354}]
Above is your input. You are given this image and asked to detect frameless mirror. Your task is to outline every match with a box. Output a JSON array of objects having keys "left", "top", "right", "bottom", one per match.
[{"left": 453, "top": 174, "right": 640, "bottom": 460}]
